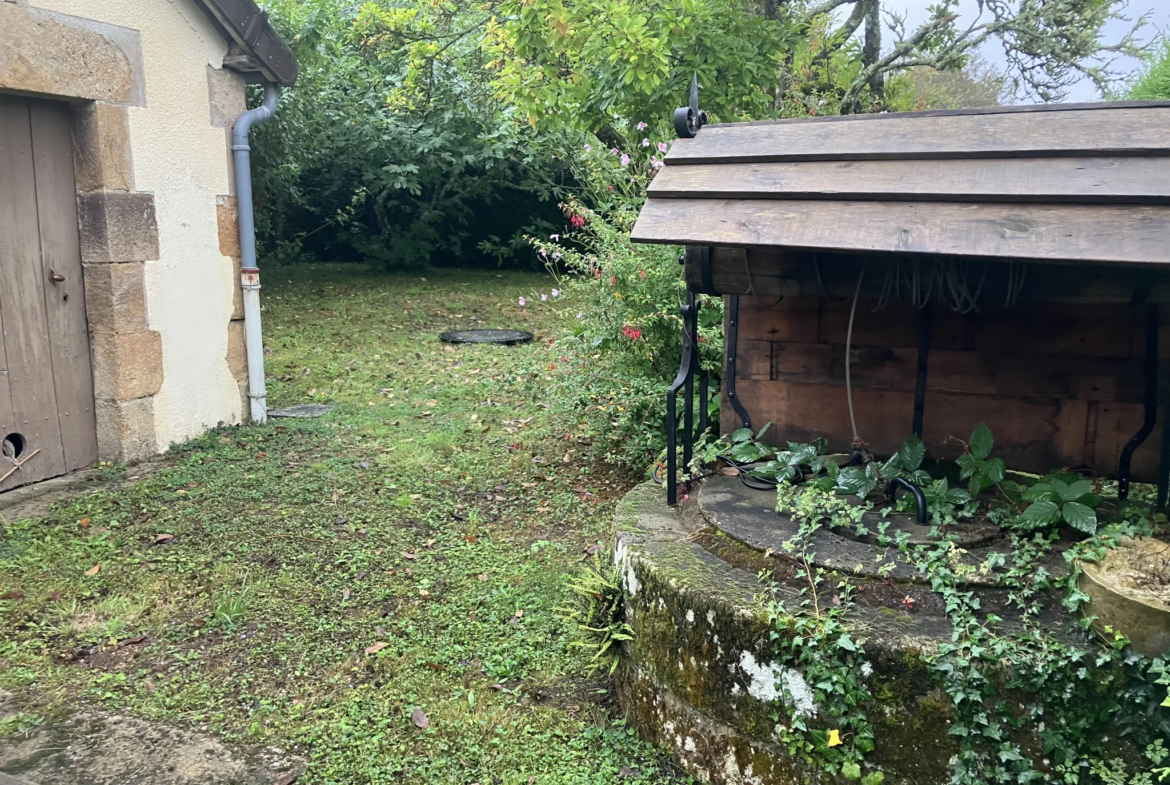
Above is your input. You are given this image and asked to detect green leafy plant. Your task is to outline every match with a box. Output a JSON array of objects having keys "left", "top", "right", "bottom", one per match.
[
  {"left": 955, "top": 423, "right": 1006, "bottom": 496},
  {"left": 1017, "top": 473, "right": 1102, "bottom": 535},
  {"left": 556, "top": 553, "right": 634, "bottom": 675}
]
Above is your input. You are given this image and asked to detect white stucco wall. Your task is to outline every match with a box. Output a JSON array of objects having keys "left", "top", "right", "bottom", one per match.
[{"left": 32, "top": 0, "right": 244, "bottom": 449}]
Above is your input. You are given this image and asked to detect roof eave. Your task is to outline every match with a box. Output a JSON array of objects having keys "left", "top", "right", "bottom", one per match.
[{"left": 193, "top": 0, "right": 298, "bottom": 86}]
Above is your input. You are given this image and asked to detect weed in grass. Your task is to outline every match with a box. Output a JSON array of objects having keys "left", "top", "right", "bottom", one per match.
[{"left": 0, "top": 267, "right": 680, "bottom": 785}]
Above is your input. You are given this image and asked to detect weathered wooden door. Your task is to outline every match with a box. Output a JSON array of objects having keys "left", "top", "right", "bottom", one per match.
[{"left": 0, "top": 95, "right": 98, "bottom": 492}]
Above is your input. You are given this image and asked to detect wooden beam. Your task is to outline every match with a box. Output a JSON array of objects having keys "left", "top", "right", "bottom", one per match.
[
  {"left": 666, "top": 106, "right": 1170, "bottom": 164},
  {"left": 633, "top": 199, "right": 1170, "bottom": 265},
  {"left": 650, "top": 158, "right": 1170, "bottom": 205}
]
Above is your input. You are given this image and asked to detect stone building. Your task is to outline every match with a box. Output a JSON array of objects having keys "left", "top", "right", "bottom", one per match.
[{"left": 0, "top": 0, "right": 295, "bottom": 490}]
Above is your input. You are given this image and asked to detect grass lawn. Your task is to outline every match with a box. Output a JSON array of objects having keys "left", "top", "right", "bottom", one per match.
[{"left": 0, "top": 265, "right": 679, "bottom": 784}]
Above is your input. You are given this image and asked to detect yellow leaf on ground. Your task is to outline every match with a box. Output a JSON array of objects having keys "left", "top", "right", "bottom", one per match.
[
  {"left": 85, "top": 563, "right": 101, "bottom": 576},
  {"left": 828, "top": 729, "right": 842, "bottom": 747},
  {"left": 365, "top": 642, "right": 388, "bottom": 655}
]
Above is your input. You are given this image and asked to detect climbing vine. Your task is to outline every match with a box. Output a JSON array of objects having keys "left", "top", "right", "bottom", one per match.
[{"left": 719, "top": 423, "right": 1170, "bottom": 784}]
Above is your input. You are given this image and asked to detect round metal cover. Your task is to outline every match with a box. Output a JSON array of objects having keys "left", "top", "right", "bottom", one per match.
[{"left": 439, "top": 329, "right": 533, "bottom": 345}]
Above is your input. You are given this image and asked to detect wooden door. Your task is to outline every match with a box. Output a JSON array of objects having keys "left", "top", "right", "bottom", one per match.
[{"left": 0, "top": 95, "right": 98, "bottom": 492}]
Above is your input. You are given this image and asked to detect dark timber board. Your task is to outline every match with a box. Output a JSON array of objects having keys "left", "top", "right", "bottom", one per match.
[
  {"left": 666, "top": 105, "right": 1170, "bottom": 164},
  {"left": 649, "top": 158, "right": 1170, "bottom": 204},
  {"left": 0, "top": 96, "right": 97, "bottom": 491},
  {"left": 632, "top": 198, "right": 1170, "bottom": 265},
  {"left": 30, "top": 101, "right": 98, "bottom": 473}
]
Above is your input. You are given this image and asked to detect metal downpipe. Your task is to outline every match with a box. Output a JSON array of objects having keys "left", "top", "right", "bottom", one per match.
[{"left": 232, "top": 83, "right": 280, "bottom": 424}]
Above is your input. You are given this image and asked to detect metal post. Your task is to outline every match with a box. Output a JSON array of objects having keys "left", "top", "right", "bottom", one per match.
[
  {"left": 1119, "top": 304, "right": 1159, "bottom": 501},
  {"left": 725, "top": 295, "right": 752, "bottom": 431},
  {"left": 912, "top": 300, "right": 933, "bottom": 439}
]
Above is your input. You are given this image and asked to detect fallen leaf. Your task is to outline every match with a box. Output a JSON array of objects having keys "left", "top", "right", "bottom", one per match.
[
  {"left": 273, "top": 771, "right": 302, "bottom": 785},
  {"left": 425, "top": 538, "right": 436, "bottom": 547},
  {"left": 619, "top": 765, "right": 639, "bottom": 777},
  {"left": 154, "top": 533, "right": 175, "bottom": 544},
  {"left": 143, "top": 680, "right": 155, "bottom": 691},
  {"left": 412, "top": 707, "right": 430, "bottom": 729},
  {"left": 365, "top": 641, "right": 388, "bottom": 655},
  {"left": 719, "top": 466, "right": 740, "bottom": 476},
  {"left": 419, "top": 589, "right": 432, "bottom": 599},
  {"left": 85, "top": 563, "right": 101, "bottom": 576},
  {"left": 513, "top": 609, "right": 524, "bottom": 619},
  {"left": 477, "top": 573, "right": 488, "bottom": 582},
  {"left": 828, "top": 728, "right": 843, "bottom": 747},
  {"left": 402, "top": 552, "right": 418, "bottom": 560},
  {"left": 79, "top": 517, "right": 90, "bottom": 528},
  {"left": 342, "top": 587, "right": 351, "bottom": 601},
  {"left": 0, "top": 589, "right": 23, "bottom": 601}
]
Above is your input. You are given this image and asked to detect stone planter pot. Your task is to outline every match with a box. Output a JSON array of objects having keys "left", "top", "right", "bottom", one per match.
[{"left": 1079, "top": 537, "right": 1170, "bottom": 658}]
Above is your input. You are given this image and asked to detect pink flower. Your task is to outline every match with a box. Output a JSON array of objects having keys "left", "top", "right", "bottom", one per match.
[
  {"left": 551, "top": 288, "right": 560, "bottom": 297},
  {"left": 552, "top": 154, "right": 558, "bottom": 159},
  {"left": 584, "top": 144, "right": 592, "bottom": 152},
  {"left": 657, "top": 142, "right": 668, "bottom": 153},
  {"left": 620, "top": 154, "right": 630, "bottom": 166},
  {"left": 651, "top": 159, "right": 663, "bottom": 169},
  {"left": 539, "top": 248, "right": 547, "bottom": 257},
  {"left": 550, "top": 233, "right": 560, "bottom": 241},
  {"left": 518, "top": 297, "right": 526, "bottom": 306},
  {"left": 639, "top": 270, "right": 645, "bottom": 279},
  {"left": 552, "top": 252, "right": 561, "bottom": 260},
  {"left": 610, "top": 148, "right": 619, "bottom": 155},
  {"left": 541, "top": 293, "right": 548, "bottom": 302},
  {"left": 610, "top": 275, "right": 616, "bottom": 284},
  {"left": 642, "top": 138, "right": 650, "bottom": 147},
  {"left": 637, "top": 121, "right": 647, "bottom": 130}
]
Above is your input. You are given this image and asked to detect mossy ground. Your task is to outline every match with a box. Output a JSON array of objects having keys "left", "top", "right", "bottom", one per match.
[{"left": 0, "top": 265, "right": 681, "bottom": 784}]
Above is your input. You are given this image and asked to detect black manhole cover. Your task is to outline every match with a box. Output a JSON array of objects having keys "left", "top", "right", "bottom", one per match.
[{"left": 439, "top": 329, "right": 533, "bottom": 345}]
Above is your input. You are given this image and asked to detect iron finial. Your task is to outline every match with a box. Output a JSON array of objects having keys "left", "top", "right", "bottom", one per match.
[{"left": 673, "top": 73, "right": 707, "bottom": 139}]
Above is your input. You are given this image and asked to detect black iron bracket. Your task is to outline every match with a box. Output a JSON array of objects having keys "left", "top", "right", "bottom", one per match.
[
  {"left": 673, "top": 74, "right": 707, "bottom": 139},
  {"left": 1119, "top": 304, "right": 1159, "bottom": 501},
  {"left": 912, "top": 300, "right": 933, "bottom": 439},
  {"left": 666, "top": 289, "right": 709, "bottom": 505},
  {"left": 725, "top": 294, "right": 752, "bottom": 433},
  {"left": 887, "top": 478, "right": 928, "bottom": 524}
]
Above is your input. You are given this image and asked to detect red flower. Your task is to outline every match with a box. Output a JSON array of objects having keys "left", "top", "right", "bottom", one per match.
[
  {"left": 609, "top": 275, "right": 616, "bottom": 284},
  {"left": 622, "top": 325, "right": 642, "bottom": 341}
]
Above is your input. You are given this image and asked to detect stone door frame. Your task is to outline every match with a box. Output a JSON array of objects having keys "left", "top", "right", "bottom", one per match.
[{"left": 1, "top": 1, "right": 164, "bottom": 462}]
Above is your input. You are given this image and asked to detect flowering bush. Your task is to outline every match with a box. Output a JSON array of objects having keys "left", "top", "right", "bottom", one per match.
[{"left": 528, "top": 129, "right": 723, "bottom": 474}]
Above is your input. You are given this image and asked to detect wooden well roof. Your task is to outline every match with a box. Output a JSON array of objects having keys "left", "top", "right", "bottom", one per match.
[{"left": 631, "top": 101, "right": 1170, "bottom": 265}]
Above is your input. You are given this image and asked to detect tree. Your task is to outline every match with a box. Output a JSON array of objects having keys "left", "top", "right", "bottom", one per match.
[
  {"left": 1125, "top": 39, "right": 1170, "bottom": 99},
  {"left": 885, "top": 52, "right": 1008, "bottom": 111},
  {"left": 487, "top": 0, "right": 1147, "bottom": 121}
]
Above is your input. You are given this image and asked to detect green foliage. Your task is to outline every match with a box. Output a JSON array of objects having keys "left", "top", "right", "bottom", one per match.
[
  {"left": 556, "top": 553, "right": 634, "bottom": 675},
  {"left": 955, "top": 423, "right": 1006, "bottom": 497},
  {"left": 536, "top": 145, "right": 722, "bottom": 473},
  {"left": 252, "top": 0, "right": 574, "bottom": 269},
  {"left": 485, "top": 0, "right": 794, "bottom": 132},
  {"left": 1017, "top": 474, "right": 1102, "bottom": 535},
  {"left": 1126, "top": 40, "right": 1170, "bottom": 100}
]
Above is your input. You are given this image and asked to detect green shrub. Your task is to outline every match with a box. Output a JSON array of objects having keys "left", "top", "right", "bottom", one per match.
[{"left": 532, "top": 134, "right": 722, "bottom": 474}]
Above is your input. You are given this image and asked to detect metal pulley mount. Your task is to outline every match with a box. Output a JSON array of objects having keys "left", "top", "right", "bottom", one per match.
[{"left": 673, "top": 74, "right": 707, "bottom": 139}]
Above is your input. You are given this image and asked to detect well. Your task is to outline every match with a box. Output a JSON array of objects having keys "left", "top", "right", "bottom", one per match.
[{"left": 618, "top": 99, "right": 1170, "bottom": 783}]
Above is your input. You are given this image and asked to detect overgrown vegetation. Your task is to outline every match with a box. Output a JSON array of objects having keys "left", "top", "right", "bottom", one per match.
[
  {"left": 0, "top": 268, "right": 677, "bottom": 784},
  {"left": 252, "top": 0, "right": 1143, "bottom": 270},
  {"left": 705, "top": 424, "right": 1170, "bottom": 783}
]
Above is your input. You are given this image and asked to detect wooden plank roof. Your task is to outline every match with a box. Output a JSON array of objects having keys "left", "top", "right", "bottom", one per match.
[{"left": 631, "top": 101, "right": 1170, "bottom": 265}]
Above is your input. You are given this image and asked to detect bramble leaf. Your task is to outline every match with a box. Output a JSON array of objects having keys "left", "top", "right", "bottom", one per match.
[
  {"left": 970, "top": 422, "right": 994, "bottom": 461},
  {"left": 1062, "top": 501, "right": 1098, "bottom": 535}
]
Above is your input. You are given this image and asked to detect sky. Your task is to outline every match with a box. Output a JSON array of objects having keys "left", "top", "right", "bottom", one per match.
[{"left": 883, "top": 0, "right": 1167, "bottom": 102}]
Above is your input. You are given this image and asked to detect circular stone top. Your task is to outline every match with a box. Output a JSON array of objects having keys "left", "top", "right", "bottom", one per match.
[
  {"left": 699, "top": 474, "right": 1067, "bottom": 586},
  {"left": 439, "top": 329, "right": 534, "bottom": 345}
]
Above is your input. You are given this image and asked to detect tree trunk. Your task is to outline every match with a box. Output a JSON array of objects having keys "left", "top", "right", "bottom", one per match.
[{"left": 862, "top": 0, "right": 884, "bottom": 104}]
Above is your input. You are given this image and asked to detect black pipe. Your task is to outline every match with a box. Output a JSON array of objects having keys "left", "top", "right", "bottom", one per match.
[
  {"left": 666, "top": 291, "right": 699, "bottom": 505},
  {"left": 1159, "top": 404, "right": 1170, "bottom": 512},
  {"left": 887, "top": 478, "right": 928, "bottom": 524},
  {"left": 1119, "top": 304, "right": 1159, "bottom": 501},
  {"left": 726, "top": 295, "right": 752, "bottom": 431},
  {"left": 912, "top": 301, "right": 933, "bottom": 439}
]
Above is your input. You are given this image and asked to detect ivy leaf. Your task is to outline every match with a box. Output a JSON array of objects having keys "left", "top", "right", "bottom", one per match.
[
  {"left": 842, "top": 762, "right": 862, "bottom": 780},
  {"left": 730, "top": 428, "right": 753, "bottom": 444},
  {"left": 861, "top": 774, "right": 885, "bottom": 785},
  {"left": 827, "top": 728, "right": 843, "bottom": 747},
  {"left": 1060, "top": 479, "right": 1092, "bottom": 502},
  {"left": 1062, "top": 501, "right": 1098, "bottom": 535},
  {"left": 836, "top": 633, "right": 858, "bottom": 652},
  {"left": 1021, "top": 500, "right": 1061, "bottom": 526},
  {"left": 969, "top": 423, "right": 994, "bottom": 460}
]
